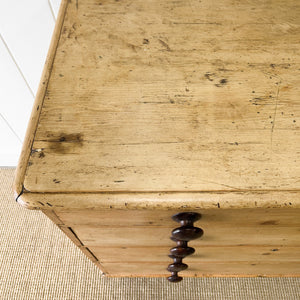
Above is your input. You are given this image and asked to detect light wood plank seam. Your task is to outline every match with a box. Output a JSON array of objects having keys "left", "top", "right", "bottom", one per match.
[
  {"left": 19, "top": 189, "right": 300, "bottom": 194},
  {"left": 64, "top": 224, "right": 299, "bottom": 228}
]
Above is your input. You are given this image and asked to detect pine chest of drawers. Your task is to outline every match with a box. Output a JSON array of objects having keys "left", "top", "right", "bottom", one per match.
[{"left": 14, "top": 0, "right": 300, "bottom": 281}]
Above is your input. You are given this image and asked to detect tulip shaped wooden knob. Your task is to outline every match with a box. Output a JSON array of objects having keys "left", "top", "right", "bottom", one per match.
[{"left": 167, "top": 212, "right": 203, "bottom": 283}]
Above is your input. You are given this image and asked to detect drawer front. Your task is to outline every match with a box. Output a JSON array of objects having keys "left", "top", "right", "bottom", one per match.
[
  {"left": 91, "top": 246, "right": 300, "bottom": 263},
  {"left": 57, "top": 208, "right": 300, "bottom": 227},
  {"left": 45, "top": 208, "right": 300, "bottom": 277},
  {"left": 101, "top": 262, "right": 300, "bottom": 277},
  {"left": 72, "top": 225, "right": 300, "bottom": 247}
]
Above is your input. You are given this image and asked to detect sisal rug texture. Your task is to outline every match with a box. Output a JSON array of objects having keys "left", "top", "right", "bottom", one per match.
[{"left": 0, "top": 168, "right": 299, "bottom": 299}]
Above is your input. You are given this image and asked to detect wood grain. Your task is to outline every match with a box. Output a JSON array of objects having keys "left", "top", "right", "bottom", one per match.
[
  {"left": 72, "top": 225, "right": 300, "bottom": 247},
  {"left": 101, "top": 262, "right": 300, "bottom": 277},
  {"left": 14, "top": 0, "right": 300, "bottom": 278},
  {"left": 13, "top": 0, "right": 69, "bottom": 198},
  {"left": 16, "top": 191, "right": 300, "bottom": 210},
  {"left": 41, "top": 206, "right": 300, "bottom": 277},
  {"left": 16, "top": 0, "right": 299, "bottom": 196},
  {"left": 55, "top": 208, "right": 300, "bottom": 227},
  {"left": 90, "top": 246, "right": 300, "bottom": 263}
]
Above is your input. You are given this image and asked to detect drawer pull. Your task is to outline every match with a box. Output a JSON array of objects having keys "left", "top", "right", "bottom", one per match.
[{"left": 167, "top": 212, "right": 203, "bottom": 283}]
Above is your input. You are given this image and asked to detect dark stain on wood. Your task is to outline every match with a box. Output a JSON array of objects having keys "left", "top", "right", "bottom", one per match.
[
  {"left": 204, "top": 72, "right": 214, "bottom": 81},
  {"left": 215, "top": 78, "right": 228, "bottom": 87},
  {"left": 31, "top": 148, "right": 45, "bottom": 159},
  {"left": 260, "top": 220, "right": 279, "bottom": 225},
  {"left": 47, "top": 133, "right": 84, "bottom": 154},
  {"left": 250, "top": 95, "right": 275, "bottom": 106},
  {"left": 158, "top": 39, "right": 171, "bottom": 51},
  {"left": 68, "top": 227, "right": 84, "bottom": 246}
]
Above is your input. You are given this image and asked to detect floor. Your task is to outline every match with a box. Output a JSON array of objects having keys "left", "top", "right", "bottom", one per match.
[{"left": 0, "top": 0, "right": 61, "bottom": 166}]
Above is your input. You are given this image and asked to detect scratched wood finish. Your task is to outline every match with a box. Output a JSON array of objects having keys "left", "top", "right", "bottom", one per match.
[
  {"left": 72, "top": 225, "right": 300, "bottom": 247},
  {"left": 14, "top": 0, "right": 300, "bottom": 278},
  {"left": 56, "top": 208, "right": 300, "bottom": 227},
  {"left": 16, "top": 191, "right": 300, "bottom": 210},
  {"left": 17, "top": 0, "right": 299, "bottom": 194},
  {"left": 43, "top": 207, "right": 300, "bottom": 276},
  {"left": 90, "top": 246, "right": 300, "bottom": 263}
]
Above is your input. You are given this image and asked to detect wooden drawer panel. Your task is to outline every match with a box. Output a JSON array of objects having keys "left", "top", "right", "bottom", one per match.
[
  {"left": 91, "top": 246, "right": 300, "bottom": 263},
  {"left": 72, "top": 225, "right": 300, "bottom": 247},
  {"left": 56, "top": 208, "right": 300, "bottom": 227},
  {"left": 101, "top": 262, "right": 300, "bottom": 277}
]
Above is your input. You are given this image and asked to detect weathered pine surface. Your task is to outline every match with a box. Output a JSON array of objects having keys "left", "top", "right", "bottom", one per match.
[
  {"left": 43, "top": 208, "right": 300, "bottom": 276},
  {"left": 15, "top": 0, "right": 300, "bottom": 202},
  {"left": 14, "top": 0, "right": 300, "bottom": 277}
]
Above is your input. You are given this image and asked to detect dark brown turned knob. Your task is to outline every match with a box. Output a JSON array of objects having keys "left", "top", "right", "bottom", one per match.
[
  {"left": 167, "top": 274, "right": 183, "bottom": 283},
  {"left": 167, "top": 212, "right": 203, "bottom": 283},
  {"left": 172, "top": 226, "right": 203, "bottom": 241},
  {"left": 167, "top": 262, "right": 188, "bottom": 272},
  {"left": 172, "top": 212, "right": 201, "bottom": 224},
  {"left": 169, "top": 246, "right": 195, "bottom": 257}
]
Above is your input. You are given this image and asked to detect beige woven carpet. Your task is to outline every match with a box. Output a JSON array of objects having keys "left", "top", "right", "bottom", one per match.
[{"left": 0, "top": 169, "right": 299, "bottom": 300}]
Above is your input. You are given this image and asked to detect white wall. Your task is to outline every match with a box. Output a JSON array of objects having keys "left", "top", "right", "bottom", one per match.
[{"left": 0, "top": 0, "right": 61, "bottom": 166}]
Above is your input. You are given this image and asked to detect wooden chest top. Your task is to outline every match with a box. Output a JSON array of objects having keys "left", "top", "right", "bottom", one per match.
[{"left": 14, "top": 0, "right": 300, "bottom": 210}]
